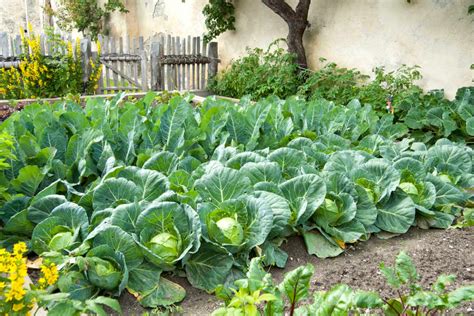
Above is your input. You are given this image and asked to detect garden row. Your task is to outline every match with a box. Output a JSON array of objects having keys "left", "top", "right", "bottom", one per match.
[
  {"left": 0, "top": 91, "right": 472, "bottom": 313},
  {"left": 209, "top": 45, "right": 474, "bottom": 145}
]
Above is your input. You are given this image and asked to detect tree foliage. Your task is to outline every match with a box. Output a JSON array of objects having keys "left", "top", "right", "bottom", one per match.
[{"left": 49, "top": 0, "right": 128, "bottom": 40}]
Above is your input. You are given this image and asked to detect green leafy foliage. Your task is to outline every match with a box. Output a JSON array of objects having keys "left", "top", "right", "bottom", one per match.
[
  {"left": 0, "top": 92, "right": 472, "bottom": 311},
  {"left": 203, "top": 0, "right": 236, "bottom": 43},
  {"left": 50, "top": 0, "right": 128, "bottom": 40},
  {"left": 212, "top": 253, "right": 473, "bottom": 315},
  {"left": 211, "top": 49, "right": 473, "bottom": 143},
  {"left": 207, "top": 41, "right": 304, "bottom": 100},
  {"left": 379, "top": 251, "right": 474, "bottom": 315}
]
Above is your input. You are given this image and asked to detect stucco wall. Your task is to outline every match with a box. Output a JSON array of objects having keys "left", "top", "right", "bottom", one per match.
[
  {"left": 107, "top": 0, "right": 473, "bottom": 97},
  {"left": 0, "top": 0, "right": 43, "bottom": 35}
]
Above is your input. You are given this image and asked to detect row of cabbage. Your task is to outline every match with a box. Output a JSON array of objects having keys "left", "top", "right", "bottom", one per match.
[{"left": 0, "top": 92, "right": 472, "bottom": 308}]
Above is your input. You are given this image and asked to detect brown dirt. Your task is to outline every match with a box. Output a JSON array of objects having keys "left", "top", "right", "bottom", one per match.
[{"left": 120, "top": 227, "right": 474, "bottom": 315}]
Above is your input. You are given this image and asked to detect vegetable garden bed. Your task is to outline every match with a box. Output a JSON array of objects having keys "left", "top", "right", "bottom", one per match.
[
  {"left": 0, "top": 90, "right": 472, "bottom": 314},
  {"left": 119, "top": 226, "right": 474, "bottom": 315}
]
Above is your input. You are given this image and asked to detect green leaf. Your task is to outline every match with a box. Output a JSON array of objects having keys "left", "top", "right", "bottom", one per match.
[
  {"left": 58, "top": 271, "right": 95, "bottom": 301},
  {"left": 158, "top": 98, "right": 190, "bottom": 151},
  {"left": 242, "top": 196, "right": 274, "bottom": 250},
  {"left": 27, "top": 194, "right": 68, "bottom": 224},
  {"left": 279, "top": 174, "right": 326, "bottom": 225},
  {"left": 195, "top": 167, "right": 251, "bottom": 207},
  {"left": 268, "top": 147, "right": 306, "bottom": 176},
  {"left": 128, "top": 262, "right": 186, "bottom": 307},
  {"left": 3, "top": 209, "right": 34, "bottom": 236},
  {"left": 395, "top": 251, "right": 418, "bottom": 284},
  {"left": 302, "top": 231, "right": 343, "bottom": 258},
  {"left": 92, "top": 225, "right": 143, "bottom": 269},
  {"left": 93, "top": 296, "right": 122, "bottom": 314},
  {"left": 241, "top": 161, "right": 282, "bottom": 185},
  {"left": 118, "top": 166, "right": 169, "bottom": 201},
  {"left": 110, "top": 202, "right": 142, "bottom": 234},
  {"left": 309, "top": 284, "right": 355, "bottom": 314},
  {"left": 280, "top": 263, "right": 314, "bottom": 305},
  {"left": 254, "top": 190, "right": 291, "bottom": 239},
  {"left": 48, "top": 302, "right": 77, "bottom": 316},
  {"left": 261, "top": 241, "right": 288, "bottom": 268},
  {"left": 379, "top": 263, "right": 401, "bottom": 289},
  {"left": 376, "top": 189, "right": 415, "bottom": 234},
  {"left": 185, "top": 242, "right": 234, "bottom": 292},
  {"left": 352, "top": 159, "right": 400, "bottom": 203},
  {"left": 352, "top": 290, "right": 383, "bottom": 308},
  {"left": 39, "top": 125, "right": 68, "bottom": 161},
  {"left": 142, "top": 151, "right": 179, "bottom": 175},
  {"left": 447, "top": 285, "right": 474, "bottom": 306},
  {"left": 93, "top": 178, "right": 141, "bottom": 211},
  {"left": 466, "top": 117, "right": 474, "bottom": 136},
  {"left": 426, "top": 174, "right": 466, "bottom": 206},
  {"left": 138, "top": 277, "right": 186, "bottom": 307},
  {"left": 11, "top": 165, "right": 45, "bottom": 196}
]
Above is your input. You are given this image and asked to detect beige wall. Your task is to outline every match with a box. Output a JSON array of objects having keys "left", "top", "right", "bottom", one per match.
[
  {"left": 107, "top": 0, "right": 473, "bottom": 97},
  {"left": 0, "top": 0, "right": 43, "bottom": 35}
]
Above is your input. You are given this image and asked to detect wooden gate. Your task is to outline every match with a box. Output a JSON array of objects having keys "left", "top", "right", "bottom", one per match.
[{"left": 94, "top": 35, "right": 219, "bottom": 94}]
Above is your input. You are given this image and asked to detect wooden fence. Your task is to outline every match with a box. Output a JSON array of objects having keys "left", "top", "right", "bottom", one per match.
[{"left": 0, "top": 32, "right": 219, "bottom": 94}]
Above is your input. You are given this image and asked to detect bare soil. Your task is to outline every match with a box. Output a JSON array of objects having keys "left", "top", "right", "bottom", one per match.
[{"left": 120, "top": 227, "right": 474, "bottom": 315}]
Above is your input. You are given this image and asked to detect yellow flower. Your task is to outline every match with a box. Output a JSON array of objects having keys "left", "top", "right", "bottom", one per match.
[
  {"left": 5, "top": 289, "right": 15, "bottom": 301},
  {"left": 13, "top": 242, "right": 27, "bottom": 255},
  {"left": 40, "top": 263, "right": 59, "bottom": 286},
  {"left": 13, "top": 303, "right": 25, "bottom": 312}
]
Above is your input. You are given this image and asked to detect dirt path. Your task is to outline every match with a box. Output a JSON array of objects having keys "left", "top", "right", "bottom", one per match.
[{"left": 120, "top": 227, "right": 474, "bottom": 315}]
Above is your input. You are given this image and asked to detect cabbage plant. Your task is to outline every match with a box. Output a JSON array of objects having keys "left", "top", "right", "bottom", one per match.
[
  {"left": 31, "top": 202, "right": 89, "bottom": 254},
  {"left": 199, "top": 197, "right": 272, "bottom": 253},
  {"left": 134, "top": 201, "right": 201, "bottom": 270}
]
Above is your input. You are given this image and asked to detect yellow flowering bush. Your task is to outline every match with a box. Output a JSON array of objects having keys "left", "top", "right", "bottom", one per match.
[
  {"left": 86, "top": 40, "right": 102, "bottom": 94},
  {"left": 0, "top": 242, "right": 59, "bottom": 316},
  {"left": 0, "top": 26, "right": 101, "bottom": 100}
]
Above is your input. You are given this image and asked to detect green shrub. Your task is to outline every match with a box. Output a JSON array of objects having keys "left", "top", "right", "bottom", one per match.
[
  {"left": 299, "top": 59, "right": 423, "bottom": 111},
  {"left": 207, "top": 40, "right": 304, "bottom": 100},
  {"left": 0, "top": 28, "right": 101, "bottom": 100},
  {"left": 298, "top": 58, "right": 369, "bottom": 105}
]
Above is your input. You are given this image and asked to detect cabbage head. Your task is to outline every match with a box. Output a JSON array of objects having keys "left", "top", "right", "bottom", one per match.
[
  {"left": 146, "top": 232, "right": 181, "bottom": 262},
  {"left": 31, "top": 202, "right": 89, "bottom": 254},
  {"left": 198, "top": 197, "right": 273, "bottom": 254},
  {"left": 136, "top": 202, "right": 201, "bottom": 270},
  {"left": 87, "top": 257, "right": 122, "bottom": 291},
  {"left": 208, "top": 214, "right": 244, "bottom": 246}
]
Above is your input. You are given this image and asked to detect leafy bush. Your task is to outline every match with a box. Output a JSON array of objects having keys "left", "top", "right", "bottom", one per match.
[
  {"left": 297, "top": 58, "right": 369, "bottom": 105},
  {"left": 212, "top": 253, "right": 474, "bottom": 315},
  {"left": 0, "top": 28, "right": 101, "bottom": 100},
  {"left": 207, "top": 41, "right": 304, "bottom": 100},
  {"left": 49, "top": 0, "right": 128, "bottom": 40},
  {"left": 0, "top": 93, "right": 472, "bottom": 311},
  {"left": 299, "top": 59, "right": 423, "bottom": 110}
]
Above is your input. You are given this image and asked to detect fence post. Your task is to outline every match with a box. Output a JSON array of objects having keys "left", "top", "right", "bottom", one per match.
[
  {"left": 139, "top": 36, "right": 148, "bottom": 91},
  {"left": 208, "top": 42, "right": 218, "bottom": 80},
  {"left": 151, "top": 41, "right": 161, "bottom": 91},
  {"left": 81, "top": 38, "right": 92, "bottom": 93}
]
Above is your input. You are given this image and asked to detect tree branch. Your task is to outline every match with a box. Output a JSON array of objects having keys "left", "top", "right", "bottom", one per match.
[
  {"left": 295, "top": 0, "right": 311, "bottom": 21},
  {"left": 261, "top": 0, "right": 296, "bottom": 24}
]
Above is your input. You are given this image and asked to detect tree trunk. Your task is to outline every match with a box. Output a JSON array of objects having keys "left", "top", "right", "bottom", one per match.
[{"left": 261, "top": 0, "right": 311, "bottom": 69}]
